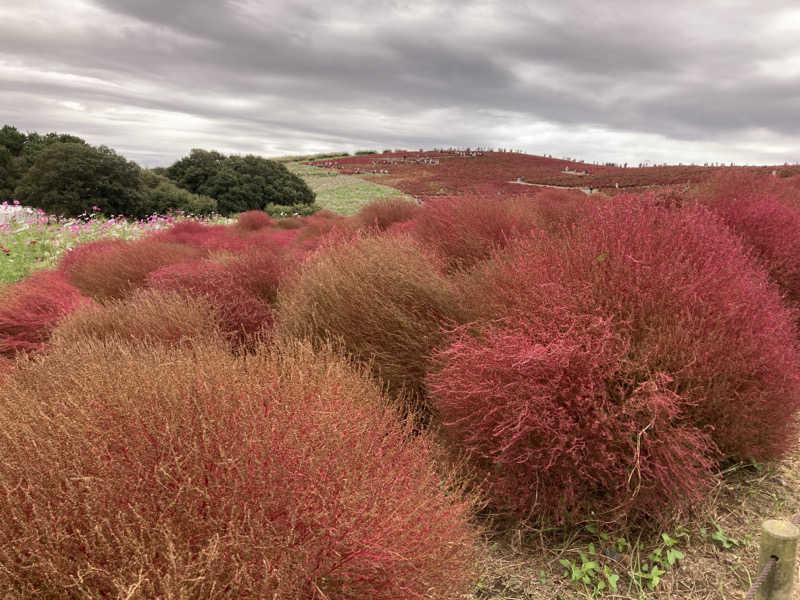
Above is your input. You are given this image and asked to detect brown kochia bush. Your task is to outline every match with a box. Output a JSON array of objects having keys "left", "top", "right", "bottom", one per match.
[
  {"left": 0, "top": 269, "right": 92, "bottom": 357},
  {"left": 429, "top": 198, "right": 800, "bottom": 523},
  {"left": 51, "top": 289, "right": 221, "bottom": 348},
  {"left": 357, "top": 196, "right": 420, "bottom": 231},
  {"left": 0, "top": 339, "right": 479, "bottom": 599},
  {"left": 277, "top": 233, "right": 465, "bottom": 410},
  {"left": 60, "top": 238, "right": 201, "bottom": 301}
]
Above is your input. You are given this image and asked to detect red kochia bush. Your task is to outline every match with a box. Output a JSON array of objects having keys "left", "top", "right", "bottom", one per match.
[
  {"left": 0, "top": 269, "right": 91, "bottom": 357},
  {"left": 431, "top": 198, "right": 800, "bottom": 521},
  {"left": 235, "top": 210, "right": 273, "bottom": 231},
  {"left": 357, "top": 197, "right": 420, "bottom": 231},
  {"left": 703, "top": 191, "right": 800, "bottom": 309},
  {"left": 410, "top": 195, "right": 538, "bottom": 271},
  {"left": 147, "top": 255, "right": 275, "bottom": 346},
  {"left": 0, "top": 339, "right": 479, "bottom": 598},
  {"left": 60, "top": 238, "right": 201, "bottom": 301}
]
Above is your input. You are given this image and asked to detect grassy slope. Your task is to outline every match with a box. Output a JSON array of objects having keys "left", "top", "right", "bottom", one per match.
[{"left": 286, "top": 162, "right": 413, "bottom": 215}]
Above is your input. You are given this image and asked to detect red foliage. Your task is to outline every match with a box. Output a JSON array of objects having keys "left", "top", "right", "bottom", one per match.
[
  {"left": 695, "top": 173, "right": 800, "bottom": 310},
  {"left": 57, "top": 238, "right": 128, "bottom": 274},
  {"left": 313, "top": 150, "right": 800, "bottom": 196},
  {"left": 151, "top": 221, "right": 248, "bottom": 253},
  {"left": 235, "top": 210, "right": 273, "bottom": 231},
  {"left": 410, "top": 195, "right": 538, "bottom": 271},
  {"left": 429, "top": 319, "right": 715, "bottom": 522},
  {"left": 60, "top": 238, "right": 201, "bottom": 301},
  {"left": 147, "top": 257, "right": 274, "bottom": 346},
  {"left": 0, "top": 341, "right": 479, "bottom": 598},
  {"left": 0, "top": 269, "right": 92, "bottom": 357},
  {"left": 431, "top": 198, "right": 800, "bottom": 520},
  {"left": 356, "top": 197, "right": 420, "bottom": 231}
]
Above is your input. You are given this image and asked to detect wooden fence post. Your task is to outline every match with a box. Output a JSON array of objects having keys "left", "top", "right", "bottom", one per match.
[{"left": 756, "top": 519, "right": 798, "bottom": 600}]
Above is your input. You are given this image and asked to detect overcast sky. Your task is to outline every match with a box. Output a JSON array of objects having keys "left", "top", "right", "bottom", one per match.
[{"left": 2, "top": 0, "right": 800, "bottom": 167}]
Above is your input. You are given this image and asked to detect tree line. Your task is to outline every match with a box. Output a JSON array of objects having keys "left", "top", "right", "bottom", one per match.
[{"left": 0, "top": 125, "right": 315, "bottom": 218}]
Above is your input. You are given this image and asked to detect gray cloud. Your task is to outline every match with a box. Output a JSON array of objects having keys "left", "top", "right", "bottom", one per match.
[{"left": 2, "top": 0, "right": 800, "bottom": 166}]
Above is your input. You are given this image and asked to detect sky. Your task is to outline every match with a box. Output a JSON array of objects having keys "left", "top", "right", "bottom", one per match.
[{"left": 2, "top": 0, "right": 800, "bottom": 167}]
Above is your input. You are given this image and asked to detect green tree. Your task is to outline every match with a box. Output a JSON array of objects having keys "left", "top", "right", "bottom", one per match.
[
  {"left": 139, "top": 170, "right": 216, "bottom": 216},
  {"left": 165, "top": 148, "right": 226, "bottom": 194},
  {"left": 0, "top": 125, "right": 26, "bottom": 156},
  {"left": 0, "top": 145, "right": 16, "bottom": 203},
  {"left": 15, "top": 142, "right": 144, "bottom": 217},
  {"left": 166, "top": 149, "right": 314, "bottom": 215}
]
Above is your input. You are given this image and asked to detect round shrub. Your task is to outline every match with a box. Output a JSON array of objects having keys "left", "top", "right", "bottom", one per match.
[
  {"left": 147, "top": 257, "right": 275, "bottom": 348},
  {"left": 0, "top": 339, "right": 479, "bottom": 598},
  {"left": 60, "top": 238, "right": 201, "bottom": 301},
  {"left": 151, "top": 221, "right": 248, "bottom": 253},
  {"left": 410, "top": 195, "right": 538, "bottom": 272},
  {"left": 235, "top": 210, "right": 273, "bottom": 232},
  {"left": 702, "top": 191, "right": 800, "bottom": 310},
  {"left": 357, "top": 197, "right": 420, "bottom": 231},
  {"left": 276, "top": 233, "right": 465, "bottom": 410},
  {"left": 432, "top": 198, "right": 800, "bottom": 521},
  {"left": 0, "top": 269, "right": 92, "bottom": 357},
  {"left": 51, "top": 289, "right": 221, "bottom": 348}
]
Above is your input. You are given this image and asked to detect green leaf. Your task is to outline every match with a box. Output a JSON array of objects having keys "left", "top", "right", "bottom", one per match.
[
  {"left": 666, "top": 548, "right": 684, "bottom": 565},
  {"left": 605, "top": 571, "right": 619, "bottom": 592}
]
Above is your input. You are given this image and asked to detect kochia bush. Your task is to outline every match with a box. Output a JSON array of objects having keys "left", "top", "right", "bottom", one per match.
[
  {"left": 51, "top": 289, "right": 221, "bottom": 348},
  {"left": 0, "top": 339, "right": 479, "bottom": 598},
  {"left": 356, "top": 196, "right": 420, "bottom": 231},
  {"left": 277, "top": 233, "right": 465, "bottom": 410},
  {"left": 0, "top": 269, "right": 91, "bottom": 357},
  {"left": 431, "top": 198, "right": 800, "bottom": 521},
  {"left": 410, "top": 195, "right": 538, "bottom": 272},
  {"left": 235, "top": 209, "right": 273, "bottom": 231},
  {"left": 147, "top": 256, "right": 276, "bottom": 347},
  {"left": 702, "top": 191, "right": 800, "bottom": 310},
  {"left": 60, "top": 238, "right": 201, "bottom": 301}
]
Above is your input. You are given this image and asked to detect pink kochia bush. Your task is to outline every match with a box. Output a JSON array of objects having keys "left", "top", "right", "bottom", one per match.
[
  {"left": 0, "top": 339, "right": 479, "bottom": 598},
  {"left": 428, "top": 198, "right": 800, "bottom": 522},
  {"left": 0, "top": 269, "right": 91, "bottom": 357}
]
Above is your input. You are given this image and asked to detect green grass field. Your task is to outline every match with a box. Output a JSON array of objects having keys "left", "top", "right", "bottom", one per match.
[{"left": 286, "top": 162, "right": 413, "bottom": 215}]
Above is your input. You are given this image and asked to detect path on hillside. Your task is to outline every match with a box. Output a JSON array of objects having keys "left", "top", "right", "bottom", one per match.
[{"left": 507, "top": 180, "right": 596, "bottom": 194}]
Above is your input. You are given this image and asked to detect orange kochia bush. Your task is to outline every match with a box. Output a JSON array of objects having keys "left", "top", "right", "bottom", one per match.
[
  {"left": 0, "top": 339, "right": 479, "bottom": 599},
  {"left": 429, "top": 197, "right": 800, "bottom": 522}
]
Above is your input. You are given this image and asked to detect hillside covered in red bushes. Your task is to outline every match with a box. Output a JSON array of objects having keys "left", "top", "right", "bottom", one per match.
[{"left": 311, "top": 149, "right": 800, "bottom": 197}]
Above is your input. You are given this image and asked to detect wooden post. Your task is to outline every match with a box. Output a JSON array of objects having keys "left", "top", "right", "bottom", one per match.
[{"left": 757, "top": 519, "right": 798, "bottom": 600}]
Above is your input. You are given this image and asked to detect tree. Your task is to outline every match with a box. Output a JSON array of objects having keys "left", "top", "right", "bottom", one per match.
[
  {"left": 166, "top": 149, "right": 315, "bottom": 215},
  {"left": 15, "top": 142, "right": 144, "bottom": 217},
  {"left": 19, "top": 132, "right": 87, "bottom": 170},
  {"left": 0, "top": 145, "right": 16, "bottom": 203},
  {"left": 139, "top": 170, "right": 216, "bottom": 216},
  {"left": 164, "top": 149, "right": 226, "bottom": 194},
  {"left": 0, "top": 125, "right": 26, "bottom": 156}
]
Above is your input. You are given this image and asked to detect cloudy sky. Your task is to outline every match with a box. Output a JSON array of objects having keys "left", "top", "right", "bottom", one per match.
[{"left": 2, "top": 0, "right": 800, "bottom": 167}]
